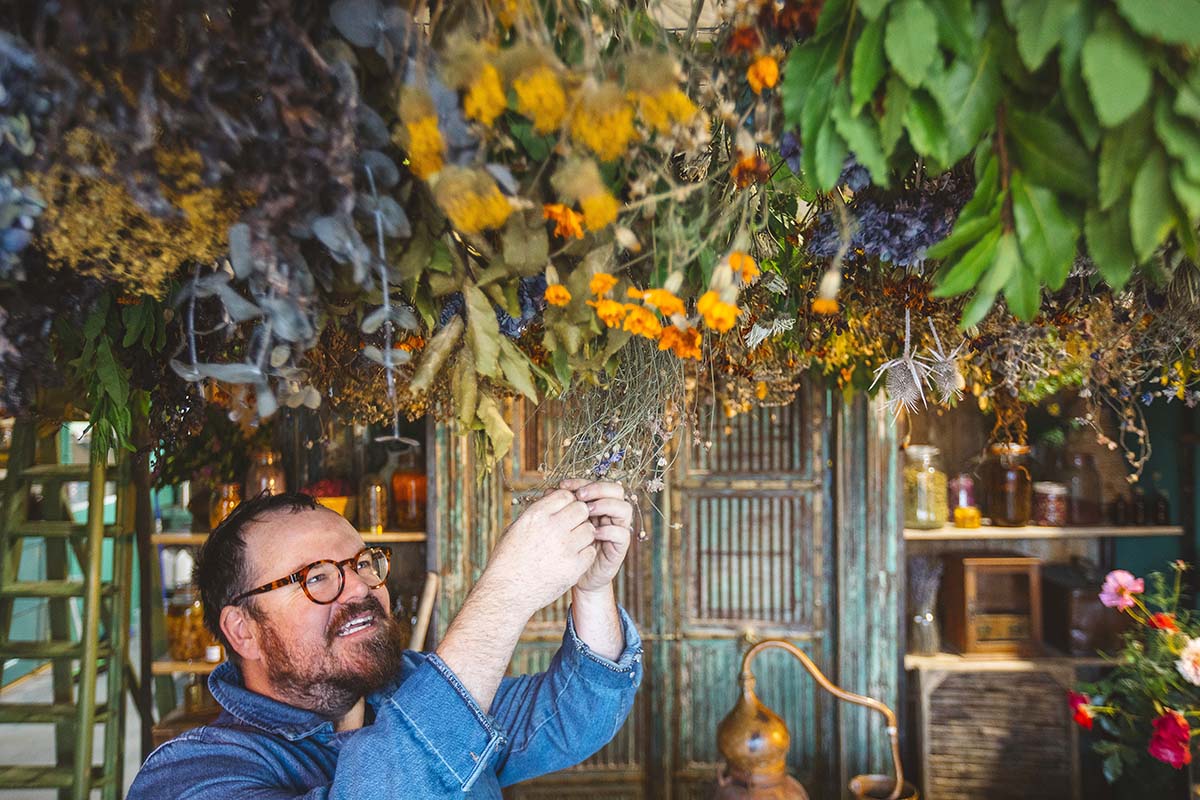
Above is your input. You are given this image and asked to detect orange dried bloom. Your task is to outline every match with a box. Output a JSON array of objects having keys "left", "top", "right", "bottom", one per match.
[
  {"left": 588, "top": 298, "right": 628, "bottom": 328},
  {"left": 728, "top": 252, "right": 759, "bottom": 282},
  {"left": 589, "top": 272, "right": 619, "bottom": 296},
  {"left": 641, "top": 288, "right": 686, "bottom": 317},
  {"left": 626, "top": 286, "right": 645, "bottom": 300},
  {"left": 755, "top": 381, "right": 768, "bottom": 400},
  {"left": 725, "top": 26, "right": 761, "bottom": 56},
  {"left": 731, "top": 153, "right": 771, "bottom": 188},
  {"left": 581, "top": 192, "right": 620, "bottom": 231},
  {"left": 543, "top": 203, "right": 585, "bottom": 239},
  {"left": 812, "top": 297, "right": 840, "bottom": 315},
  {"left": 659, "top": 325, "right": 702, "bottom": 360},
  {"left": 747, "top": 56, "right": 780, "bottom": 94},
  {"left": 623, "top": 305, "right": 663, "bottom": 339},
  {"left": 545, "top": 284, "right": 572, "bottom": 306},
  {"left": 697, "top": 291, "right": 741, "bottom": 333}
]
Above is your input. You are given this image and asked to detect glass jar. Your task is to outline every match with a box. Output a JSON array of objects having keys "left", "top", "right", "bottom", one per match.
[
  {"left": 245, "top": 449, "right": 286, "bottom": 498},
  {"left": 948, "top": 473, "right": 976, "bottom": 512},
  {"left": 359, "top": 474, "right": 389, "bottom": 534},
  {"left": 166, "top": 587, "right": 215, "bottom": 661},
  {"left": 391, "top": 441, "right": 427, "bottom": 531},
  {"left": 1063, "top": 452, "right": 1102, "bottom": 525},
  {"left": 903, "top": 445, "right": 948, "bottom": 529},
  {"left": 984, "top": 443, "right": 1032, "bottom": 527},
  {"left": 1032, "top": 481, "right": 1068, "bottom": 526},
  {"left": 208, "top": 482, "right": 241, "bottom": 530}
]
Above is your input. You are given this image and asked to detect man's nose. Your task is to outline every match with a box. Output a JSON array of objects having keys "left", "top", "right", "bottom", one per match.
[{"left": 337, "top": 566, "right": 372, "bottom": 603}]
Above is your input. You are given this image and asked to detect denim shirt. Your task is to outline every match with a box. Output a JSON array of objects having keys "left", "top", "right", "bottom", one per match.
[{"left": 129, "top": 607, "right": 642, "bottom": 799}]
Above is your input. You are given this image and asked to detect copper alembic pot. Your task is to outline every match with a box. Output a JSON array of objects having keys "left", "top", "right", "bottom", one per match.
[{"left": 715, "top": 639, "right": 918, "bottom": 800}]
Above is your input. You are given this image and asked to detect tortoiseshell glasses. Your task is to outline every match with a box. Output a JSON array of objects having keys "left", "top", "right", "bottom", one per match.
[{"left": 232, "top": 547, "right": 391, "bottom": 605}]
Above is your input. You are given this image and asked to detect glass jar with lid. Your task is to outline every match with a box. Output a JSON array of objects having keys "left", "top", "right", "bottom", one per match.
[
  {"left": 209, "top": 482, "right": 241, "bottom": 530},
  {"left": 390, "top": 438, "right": 427, "bottom": 531},
  {"left": 903, "top": 445, "right": 949, "bottom": 529},
  {"left": 166, "top": 586, "right": 216, "bottom": 661},
  {"left": 984, "top": 443, "right": 1032, "bottom": 527},
  {"left": 359, "top": 473, "right": 389, "bottom": 534},
  {"left": 1032, "top": 481, "right": 1068, "bottom": 526},
  {"left": 245, "top": 448, "right": 286, "bottom": 499}
]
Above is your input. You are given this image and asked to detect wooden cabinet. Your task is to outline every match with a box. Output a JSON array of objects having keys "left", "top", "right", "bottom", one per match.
[{"left": 939, "top": 553, "right": 1042, "bottom": 657}]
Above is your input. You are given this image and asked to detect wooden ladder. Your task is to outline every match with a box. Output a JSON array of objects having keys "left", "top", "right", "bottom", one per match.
[{"left": 0, "top": 420, "right": 136, "bottom": 800}]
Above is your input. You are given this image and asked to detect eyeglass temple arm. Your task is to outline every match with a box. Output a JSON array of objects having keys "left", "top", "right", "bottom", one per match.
[{"left": 740, "top": 639, "right": 905, "bottom": 800}]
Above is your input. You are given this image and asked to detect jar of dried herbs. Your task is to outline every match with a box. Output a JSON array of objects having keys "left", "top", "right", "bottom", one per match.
[{"left": 904, "top": 445, "right": 948, "bottom": 529}]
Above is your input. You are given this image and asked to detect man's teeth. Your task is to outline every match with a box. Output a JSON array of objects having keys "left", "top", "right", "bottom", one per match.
[{"left": 337, "top": 615, "right": 375, "bottom": 636}]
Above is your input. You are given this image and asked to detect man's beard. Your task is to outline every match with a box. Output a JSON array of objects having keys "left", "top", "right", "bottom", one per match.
[{"left": 251, "top": 594, "right": 406, "bottom": 719}]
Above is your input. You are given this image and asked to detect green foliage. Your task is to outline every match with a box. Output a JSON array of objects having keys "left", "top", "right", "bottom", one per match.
[
  {"left": 53, "top": 290, "right": 170, "bottom": 455},
  {"left": 783, "top": 0, "right": 1200, "bottom": 324}
]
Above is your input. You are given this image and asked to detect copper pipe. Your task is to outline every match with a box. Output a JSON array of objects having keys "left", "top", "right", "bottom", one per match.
[{"left": 740, "top": 639, "right": 905, "bottom": 800}]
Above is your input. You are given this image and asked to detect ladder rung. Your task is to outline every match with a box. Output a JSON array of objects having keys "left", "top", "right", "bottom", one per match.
[
  {"left": 20, "top": 463, "right": 93, "bottom": 481},
  {"left": 0, "top": 581, "right": 117, "bottom": 598},
  {"left": 0, "top": 641, "right": 111, "bottom": 660},
  {"left": 0, "top": 765, "right": 111, "bottom": 789},
  {"left": 0, "top": 702, "right": 109, "bottom": 724},
  {"left": 8, "top": 521, "right": 124, "bottom": 539}
]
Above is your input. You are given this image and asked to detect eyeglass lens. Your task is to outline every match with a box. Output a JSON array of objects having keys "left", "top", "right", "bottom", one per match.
[{"left": 304, "top": 549, "right": 390, "bottom": 603}]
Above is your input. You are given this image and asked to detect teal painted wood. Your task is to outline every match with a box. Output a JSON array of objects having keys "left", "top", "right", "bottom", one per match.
[{"left": 835, "top": 394, "right": 903, "bottom": 793}]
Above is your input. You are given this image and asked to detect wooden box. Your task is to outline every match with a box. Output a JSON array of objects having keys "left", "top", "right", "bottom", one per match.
[
  {"left": 910, "top": 661, "right": 1080, "bottom": 800},
  {"left": 939, "top": 553, "right": 1042, "bottom": 656},
  {"left": 1043, "top": 564, "right": 1131, "bottom": 657}
]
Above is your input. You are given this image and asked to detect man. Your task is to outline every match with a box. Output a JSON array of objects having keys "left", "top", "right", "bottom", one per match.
[{"left": 129, "top": 479, "right": 642, "bottom": 798}]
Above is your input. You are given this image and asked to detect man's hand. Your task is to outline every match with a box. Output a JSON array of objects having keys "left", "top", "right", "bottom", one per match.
[
  {"left": 480, "top": 488, "right": 597, "bottom": 615},
  {"left": 559, "top": 479, "right": 633, "bottom": 594}
]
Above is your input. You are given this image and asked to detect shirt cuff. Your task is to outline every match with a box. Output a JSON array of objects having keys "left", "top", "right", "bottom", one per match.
[
  {"left": 389, "top": 653, "right": 507, "bottom": 792},
  {"left": 563, "top": 604, "right": 644, "bottom": 691}
]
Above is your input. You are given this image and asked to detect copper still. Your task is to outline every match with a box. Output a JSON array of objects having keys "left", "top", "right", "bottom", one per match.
[{"left": 715, "top": 639, "right": 918, "bottom": 800}]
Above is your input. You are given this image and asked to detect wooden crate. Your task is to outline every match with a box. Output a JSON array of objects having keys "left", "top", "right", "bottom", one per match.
[
  {"left": 910, "top": 661, "right": 1079, "bottom": 800},
  {"left": 940, "top": 553, "right": 1042, "bottom": 656}
]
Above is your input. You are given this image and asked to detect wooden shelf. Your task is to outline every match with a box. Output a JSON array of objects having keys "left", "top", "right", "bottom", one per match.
[
  {"left": 152, "top": 530, "right": 427, "bottom": 546},
  {"left": 904, "top": 524, "right": 1183, "bottom": 541},
  {"left": 904, "top": 651, "right": 1112, "bottom": 672},
  {"left": 151, "top": 659, "right": 221, "bottom": 676}
]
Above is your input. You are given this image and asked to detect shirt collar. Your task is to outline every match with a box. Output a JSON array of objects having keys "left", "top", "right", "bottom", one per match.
[{"left": 207, "top": 661, "right": 399, "bottom": 741}]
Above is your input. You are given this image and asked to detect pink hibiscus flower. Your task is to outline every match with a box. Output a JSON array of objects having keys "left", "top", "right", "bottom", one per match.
[{"left": 1099, "top": 570, "right": 1144, "bottom": 611}]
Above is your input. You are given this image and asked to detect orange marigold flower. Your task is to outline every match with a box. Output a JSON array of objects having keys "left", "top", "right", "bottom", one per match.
[
  {"left": 641, "top": 288, "right": 686, "bottom": 317},
  {"left": 812, "top": 297, "right": 840, "bottom": 315},
  {"left": 589, "top": 272, "right": 619, "bottom": 296},
  {"left": 581, "top": 191, "right": 620, "bottom": 231},
  {"left": 728, "top": 252, "right": 759, "bottom": 282},
  {"left": 659, "top": 325, "right": 702, "bottom": 360},
  {"left": 731, "top": 153, "right": 771, "bottom": 188},
  {"left": 545, "top": 284, "right": 572, "bottom": 306},
  {"left": 747, "top": 55, "right": 780, "bottom": 95},
  {"left": 626, "top": 286, "right": 645, "bottom": 300},
  {"left": 623, "top": 305, "right": 663, "bottom": 339},
  {"left": 755, "top": 381, "right": 768, "bottom": 400},
  {"left": 697, "top": 291, "right": 741, "bottom": 333},
  {"left": 587, "top": 298, "right": 628, "bottom": 328},
  {"left": 543, "top": 203, "right": 585, "bottom": 239}
]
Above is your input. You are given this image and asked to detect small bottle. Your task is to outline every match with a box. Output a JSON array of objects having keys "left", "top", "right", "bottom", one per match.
[
  {"left": 1111, "top": 492, "right": 1130, "bottom": 526},
  {"left": 1151, "top": 472, "right": 1171, "bottom": 525},
  {"left": 1131, "top": 486, "right": 1149, "bottom": 525}
]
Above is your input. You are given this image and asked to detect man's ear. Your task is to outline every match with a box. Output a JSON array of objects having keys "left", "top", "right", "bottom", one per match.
[{"left": 220, "top": 604, "right": 263, "bottom": 662}]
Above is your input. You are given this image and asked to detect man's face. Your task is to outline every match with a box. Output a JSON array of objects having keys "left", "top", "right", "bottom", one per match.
[{"left": 238, "top": 507, "right": 405, "bottom": 717}]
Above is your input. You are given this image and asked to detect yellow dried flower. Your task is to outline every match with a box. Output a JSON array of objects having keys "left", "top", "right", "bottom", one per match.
[
  {"left": 545, "top": 284, "right": 572, "bottom": 306},
  {"left": 464, "top": 63, "right": 506, "bottom": 127},
  {"left": 570, "top": 83, "right": 636, "bottom": 162},
  {"left": 436, "top": 169, "right": 512, "bottom": 234},
  {"left": 633, "top": 88, "right": 698, "bottom": 134},
  {"left": 812, "top": 297, "right": 840, "bottom": 315},
  {"left": 589, "top": 273, "right": 619, "bottom": 296},
  {"left": 581, "top": 192, "right": 620, "bottom": 231},
  {"left": 396, "top": 115, "right": 444, "bottom": 179},
  {"left": 491, "top": 0, "right": 524, "bottom": 27},
  {"left": 697, "top": 291, "right": 741, "bottom": 333},
  {"left": 588, "top": 298, "right": 628, "bottom": 328},
  {"left": 514, "top": 66, "right": 567, "bottom": 134},
  {"left": 642, "top": 288, "right": 686, "bottom": 318},
  {"left": 623, "top": 305, "right": 663, "bottom": 339},
  {"left": 747, "top": 56, "right": 780, "bottom": 95}
]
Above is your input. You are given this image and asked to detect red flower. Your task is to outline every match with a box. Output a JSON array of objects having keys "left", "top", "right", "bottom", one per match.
[
  {"left": 1148, "top": 710, "right": 1192, "bottom": 769},
  {"left": 1149, "top": 612, "right": 1179, "bottom": 633},
  {"left": 1067, "top": 691, "right": 1094, "bottom": 730}
]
